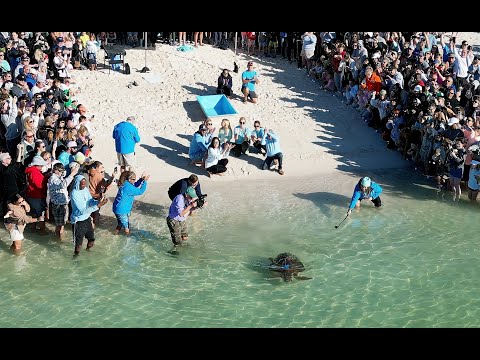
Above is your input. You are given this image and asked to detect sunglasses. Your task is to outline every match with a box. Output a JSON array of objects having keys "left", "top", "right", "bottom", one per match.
[
  {"left": 254, "top": 125, "right": 260, "bottom": 128},
  {"left": 240, "top": 122, "right": 245, "bottom": 124},
  {"left": 207, "top": 123, "right": 212, "bottom": 125}
]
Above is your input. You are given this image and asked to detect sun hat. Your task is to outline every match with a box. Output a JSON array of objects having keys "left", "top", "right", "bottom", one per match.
[{"left": 67, "top": 140, "right": 78, "bottom": 148}]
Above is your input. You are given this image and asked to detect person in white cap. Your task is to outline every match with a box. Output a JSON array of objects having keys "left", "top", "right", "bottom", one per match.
[
  {"left": 347, "top": 176, "right": 383, "bottom": 216},
  {"left": 467, "top": 159, "right": 480, "bottom": 201}
]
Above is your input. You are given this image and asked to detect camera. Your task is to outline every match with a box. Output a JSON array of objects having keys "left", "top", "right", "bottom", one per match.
[{"left": 196, "top": 194, "right": 207, "bottom": 208}]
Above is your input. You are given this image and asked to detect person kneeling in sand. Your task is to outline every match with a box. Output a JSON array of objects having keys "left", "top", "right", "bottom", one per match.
[
  {"left": 205, "top": 137, "right": 232, "bottom": 177},
  {"left": 261, "top": 129, "right": 284, "bottom": 175},
  {"left": 346, "top": 177, "right": 383, "bottom": 216},
  {"left": 4, "top": 194, "right": 38, "bottom": 254}
]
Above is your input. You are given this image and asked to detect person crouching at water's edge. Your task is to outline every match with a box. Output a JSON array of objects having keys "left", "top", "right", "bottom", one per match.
[{"left": 347, "top": 177, "right": 382, "bottom": 215}]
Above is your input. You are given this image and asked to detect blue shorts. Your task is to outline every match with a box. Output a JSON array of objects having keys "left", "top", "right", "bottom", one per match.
[
  {"left": 115, "top": 213, "right": 130, "bottom": 229},
  {"left": 449, "top": 167, "right": 463, "bottom": 180}
]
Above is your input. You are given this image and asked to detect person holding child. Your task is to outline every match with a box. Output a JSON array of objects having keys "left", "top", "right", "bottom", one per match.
[{"left": 3, "top": 194, "right": 37, "bottom": 254}]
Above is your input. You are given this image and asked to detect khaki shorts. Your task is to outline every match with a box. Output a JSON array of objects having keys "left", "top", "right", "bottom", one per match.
[{"left": 117, "top": 152, "right": 136, "bottom": 169}]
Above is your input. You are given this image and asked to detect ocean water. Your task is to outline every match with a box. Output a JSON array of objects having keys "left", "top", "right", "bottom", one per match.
[{"left": 0, "top": 170, "right": 477, "bottom": 328}]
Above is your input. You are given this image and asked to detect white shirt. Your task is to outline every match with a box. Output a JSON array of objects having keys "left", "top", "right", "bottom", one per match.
[{"left": 205, "top": 147, "right": 224, "bottom": 169}]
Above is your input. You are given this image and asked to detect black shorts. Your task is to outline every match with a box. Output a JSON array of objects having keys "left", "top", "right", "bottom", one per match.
[
  {"left": 371, "top": 196, "right": 382, "bottom": 207},
  {"left": 72, "top": 218, "right": 95, "bottom": 247}
]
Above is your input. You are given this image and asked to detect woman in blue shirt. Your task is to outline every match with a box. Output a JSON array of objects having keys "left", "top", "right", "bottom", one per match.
[
  {"left": 347, "top": 177, "right": 382, "bottom": 215},
  {"left": 112, "top": 170, "right": 149, "bottom": 235}
]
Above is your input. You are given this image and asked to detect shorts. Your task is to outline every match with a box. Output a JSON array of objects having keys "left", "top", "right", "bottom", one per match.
[
  {"left": 27, "top": 198, "right": 47, "bottom": 219},
  {"left": 242, "top": 88, "right": 257, "bottom": 99},
  {"left": 269, "top": 41, "right": 278, "bottom": 48},
  {"left": 302, "top": 49, "right": 315, "bottom": 60},
  {"left": 10, "top": 225, "right": 24, "bottom": 241},
  {"left": 115, "top": 213, "right": 130, "bottom": 229},
  {"left": 449, "top": 167, "right": 463, "bottom": 180},
  {"left": 51, "top": 203, "right": 68, "bottom": 226},
  {"left": 117, "top": 152, "right": 136, "bottom": 169},
  {"left": 166, "top": 216, "right": 187, "bottom": 246},
  {"left": 72, "top": 218, "right": 95, "bottom": 247}
]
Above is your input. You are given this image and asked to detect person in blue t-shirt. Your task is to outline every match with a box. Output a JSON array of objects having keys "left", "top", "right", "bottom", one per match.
[
  {"left": 347, "top": 177, "right": 383, "bottom": 215},
  {"left": 241, "top": 61, "right": 260, "bottom": 104}
]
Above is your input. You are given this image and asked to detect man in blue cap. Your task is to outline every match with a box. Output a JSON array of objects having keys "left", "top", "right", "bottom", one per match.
[{"left": 347, "top": 176, "right": 383, "bottom": 215}]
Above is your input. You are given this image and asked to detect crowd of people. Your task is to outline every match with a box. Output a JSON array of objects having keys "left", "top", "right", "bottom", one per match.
[
  {"left": 1, "top": 31, "right": 479, "bottom": 257},
  {"left": 298, "top": 32, "right": 480, "bottom": 201}
]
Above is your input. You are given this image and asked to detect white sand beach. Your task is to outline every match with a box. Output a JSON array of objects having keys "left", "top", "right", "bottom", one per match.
[{"left": 70, "top": 32, "right": 480, "bottom": 186}]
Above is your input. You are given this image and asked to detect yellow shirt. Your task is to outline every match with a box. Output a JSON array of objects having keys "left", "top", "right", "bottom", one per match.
[{"left": 80, "top": 34, "right": 90, "bottom": 47}]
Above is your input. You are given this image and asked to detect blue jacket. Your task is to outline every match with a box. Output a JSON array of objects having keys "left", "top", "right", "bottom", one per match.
[
  {"left": 261, "top": 131, "right": 282, "bottom": 157},
  {"left": 349, "top": 181, "right": 382, "bottom": 209},
  {"left": 112, "top": 121, "right": 140, "bottom": 154},
  {"left": 189, "top": 131, "right": 209, "bottom": 159},
  {"left": 70, "top": 174, "right": 99, "bottom": 223},
  {"left": 112, "top": 179, "right": 147, "bottom": 215}
]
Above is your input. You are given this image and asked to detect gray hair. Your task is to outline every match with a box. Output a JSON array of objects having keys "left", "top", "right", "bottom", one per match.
[{"left": 126, "top": 116, "right": 135, "bottom": 122}]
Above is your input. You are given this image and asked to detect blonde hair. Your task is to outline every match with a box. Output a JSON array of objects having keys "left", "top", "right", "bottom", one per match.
[
  {"left": 22, "top": 116, "right": 34, "bottom": 131},
  {"left": 221, "top": 118, "right": 231, "bottom": 130}
]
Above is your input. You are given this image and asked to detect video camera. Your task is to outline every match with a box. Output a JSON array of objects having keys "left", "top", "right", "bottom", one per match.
[{"left": 197, "top": 194, "right": 207, "bottom": 208}]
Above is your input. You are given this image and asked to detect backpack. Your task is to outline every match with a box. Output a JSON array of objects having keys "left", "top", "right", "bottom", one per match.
[{"left": 246, "top": 32, "right": 256, "bottom": 41}]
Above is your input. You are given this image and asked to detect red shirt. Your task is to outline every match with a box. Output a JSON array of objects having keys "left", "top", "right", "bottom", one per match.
[{"left": 25, "top": 166, "right": 47, "bottom": 199}]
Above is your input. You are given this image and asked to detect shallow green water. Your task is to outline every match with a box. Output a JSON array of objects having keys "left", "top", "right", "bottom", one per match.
[{"left": 0, "top": 170, "right": 477, "bottom": 327}]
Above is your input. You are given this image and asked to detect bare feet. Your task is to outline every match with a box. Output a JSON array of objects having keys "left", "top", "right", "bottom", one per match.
[
  {"left": 124, "top": 228, "right": 130, "bottom": 235},
  {"left": 113, "top": 227, "right": 120, "bottom": 235},
  {"left": 278, "top": 169, "right": 285, "bottom": 175}
]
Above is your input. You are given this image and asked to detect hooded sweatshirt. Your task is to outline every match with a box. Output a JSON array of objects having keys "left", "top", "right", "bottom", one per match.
[
  {"left": 112, "top": 178, "right": 147, "bottom": 215},
  {"left": 69, "top": 174, "right": 99, "bottom": 223}
]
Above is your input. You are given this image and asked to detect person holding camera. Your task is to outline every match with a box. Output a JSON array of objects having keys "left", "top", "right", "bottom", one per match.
[
  {"left": 112, "top": 170, "right": 149, "bottom": 235},
  {"left": 446, "top": 137, "right": 467, "bottom": 201},
  {"left": 166, "top": 186, "right": 198, "bottom": 249},
  {"left": 167, "top": 174, "right": 207, "bottom": 207}
]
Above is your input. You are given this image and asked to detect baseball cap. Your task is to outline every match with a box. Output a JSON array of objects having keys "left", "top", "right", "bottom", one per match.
[
  {"left": 361, "top": 177, "right": 371, "bottom": 187},
  {"left": 67, "top": 140, "right": 78, "bottom": 148},
  {"left": 185, "top": 186, "right": 198, "bottom": 199},
  {"left": 247, "top": 61, "right": 254, "bottom": 66},
  {"left": 414, "top": 85, "right": 422, "bottom": 92},
  {"left": 16, "top": 74, "right": 27, "bottom": 82},
  {"left": 198, "top": 124, "right": 207, "bottom": 131}
]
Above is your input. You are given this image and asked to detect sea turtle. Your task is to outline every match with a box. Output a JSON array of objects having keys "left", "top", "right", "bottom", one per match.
[{"left": 268, "top": 253, "right": 312, "bottom": 282}]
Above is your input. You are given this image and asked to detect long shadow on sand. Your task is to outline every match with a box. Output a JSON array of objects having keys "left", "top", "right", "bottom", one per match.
[{"left": 140, "top": 135, "right": 199, "bottom": 173}]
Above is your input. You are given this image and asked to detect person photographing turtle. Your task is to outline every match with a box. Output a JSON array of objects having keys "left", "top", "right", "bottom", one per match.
[{"left": 346, "top": 176, "right": 383, "bottom": 216}]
